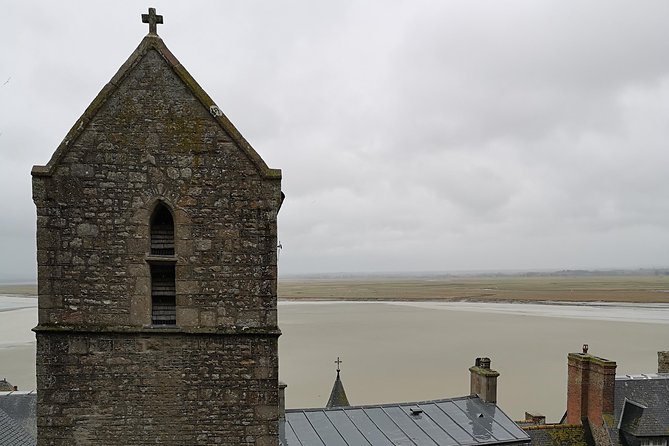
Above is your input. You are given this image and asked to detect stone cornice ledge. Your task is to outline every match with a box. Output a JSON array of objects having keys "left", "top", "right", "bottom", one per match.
[{"left": 33, "top": 324, "right": 281, "bottom": 336}]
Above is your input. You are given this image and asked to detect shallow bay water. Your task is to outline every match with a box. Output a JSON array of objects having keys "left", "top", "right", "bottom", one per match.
[{"left": 1, "top": 295, "right": 667, "bottom": 422}]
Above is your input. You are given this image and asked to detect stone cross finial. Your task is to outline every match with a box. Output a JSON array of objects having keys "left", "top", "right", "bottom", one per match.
[
  {"left": 142, "top": 7, "right": 163, "bottom": 35},
  {"left": 335, "top": 357, "right": 342, "bottom": 373}
]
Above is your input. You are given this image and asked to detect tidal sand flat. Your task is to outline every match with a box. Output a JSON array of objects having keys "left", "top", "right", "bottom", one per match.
[
  {"left": 0, "top": 298, "right": 37, "bottom": 391},
  {"left": 2, "top": 294, "right": 667, "bottom": 422},
  {"left": 277, "top": 300, "right": 669, "bottom": 422},
  {"left": 278, "top": 275, "right": 669, "bottom": 303}
]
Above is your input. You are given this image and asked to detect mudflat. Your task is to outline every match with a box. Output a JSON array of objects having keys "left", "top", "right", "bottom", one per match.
[
  {"left": 278, "top": 275, "right": 669, "bottom": 303},
  {"left": 6, "top": 275, "right": 669, "bottom": 303},
  {"left": 1, "top": 292, "right": 668, "bottom": 421},
  {"left": 0, "top": 284, "right": 37, "bottom": 296}
]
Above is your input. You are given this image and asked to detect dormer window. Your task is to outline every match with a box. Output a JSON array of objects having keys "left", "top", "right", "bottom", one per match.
[
  {"left": 148, "top": 202, "right": 176, "bottom": 326},
  {"left": 150, "top": 204, "right": 175, "bottom": 256}
]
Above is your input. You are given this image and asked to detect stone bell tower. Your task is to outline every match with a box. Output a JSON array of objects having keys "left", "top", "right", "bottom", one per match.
[{"left": 32, "top": 8, "right": 282, "bottom": 445}]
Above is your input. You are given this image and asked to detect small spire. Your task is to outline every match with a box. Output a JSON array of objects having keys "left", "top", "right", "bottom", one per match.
[
  {"left": 326, "top": 357, "right": 350, "bottom": 408},
  {"left": 142, "top": 7, "right": 163, "bottom": 35}
]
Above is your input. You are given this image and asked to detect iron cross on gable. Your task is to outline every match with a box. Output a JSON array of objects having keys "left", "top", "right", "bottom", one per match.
[
  {"left": 142, "top": 7, "right": 163, "bottom": 35},
  {"left": 335, "top": 357, "right": 342, "bottom": 372}
]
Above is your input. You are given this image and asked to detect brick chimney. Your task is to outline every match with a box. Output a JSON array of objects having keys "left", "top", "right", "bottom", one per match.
[
  {"left": 470, "top": 357, "right": 499, "bottom": 404},
  {"left": 566, "top": 345, "right": 616, "bottom": 425},
  {"left": 658, "top": 351, "right": 669, "bottom": 374}
]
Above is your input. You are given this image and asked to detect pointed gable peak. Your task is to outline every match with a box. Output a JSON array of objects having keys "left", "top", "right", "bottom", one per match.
[{"left": 33, "top": 10, "right": 280, "bottom": 180}]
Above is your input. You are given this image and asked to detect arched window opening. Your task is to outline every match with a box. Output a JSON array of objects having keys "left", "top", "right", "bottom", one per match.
[
  {"left": 151, "top": 263, "right": 176, "bottom": 325},
  {"left": 148, "top": 202, "right": 176, "bottom": 326},
  {"left": 150, "top": 204, "right": 174, "bottom": 256}
]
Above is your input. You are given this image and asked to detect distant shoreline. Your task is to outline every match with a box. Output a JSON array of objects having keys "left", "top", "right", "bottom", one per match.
[
  {"left": 0, "top": 284, "right": 37, "bottom": 297},
  {"left": 277, "top": 275, "right": 669, "bottom": 304},
  {"left": 4, "top": 273, "right": 669, "bottom": 304}
]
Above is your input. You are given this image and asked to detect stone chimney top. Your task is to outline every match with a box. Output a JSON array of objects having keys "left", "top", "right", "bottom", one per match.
[
  {"left": 524, "top": 412, "right": 546, "bottom": 425},
  {"left": 470, "top": 357, "right": 499, "bottom": 404},
  {"left": 659, "top": 351, "right": 669, "bottom": 374},
  {"left": 278, "top": 381, "right": 287, "bottom": 420}
]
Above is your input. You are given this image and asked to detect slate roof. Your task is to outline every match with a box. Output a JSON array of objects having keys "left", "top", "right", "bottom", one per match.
[
  {"left": 0, "top": 408, "right": 34, "bottom": 446},
  {"left": 613, "top": 374, "right": 669, "bottom": 437},
  {"left": 0, "top": 391, "right": 37, "bottom": 446},
  {"left": 281, "top": 395, "right": 530, "bottom": 446},
  {"left": 522, "top": 425, "right": 589, "bottom": 446},
  {"left": 0, "top": 391, "right": 37, "bottom": 441}
]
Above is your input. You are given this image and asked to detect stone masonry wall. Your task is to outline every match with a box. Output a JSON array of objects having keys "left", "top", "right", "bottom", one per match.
[
  {"left": 33, "top": 40, "right": 281, "bottom": 446},
  {"left": 659, "top": 351, "right": 669, "bottom": 373},
  {"left": 36, "top": 332, "right": 278, "bottom": 445},
  {"left": 33, "top": 48, "right": 281, "bottom": 329}
]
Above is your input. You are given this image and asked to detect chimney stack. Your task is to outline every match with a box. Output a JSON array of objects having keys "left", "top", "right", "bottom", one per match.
[
  {"left": 658, "top": 351, "right": 669, "bottom": 374},
  {"left": 278, "top": 381, "right": 287, "bottom": 420},
  {"left": 566, "top": 345, "right": 616, "bottom": 426},
  {"left": 524, "top": 412, "right": 546, "bottom": 425},
  {"left": 469, "top": 357, "right": 499, "bottom": 404}
]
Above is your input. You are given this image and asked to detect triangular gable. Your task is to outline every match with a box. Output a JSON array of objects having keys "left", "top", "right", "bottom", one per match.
[{"left": 32, "top": 34, "right": 280, "bottom": 180}]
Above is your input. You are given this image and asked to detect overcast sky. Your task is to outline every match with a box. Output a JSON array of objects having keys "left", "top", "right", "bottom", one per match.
[{"left": 2, "top": 1, "right": 669, "bottom": 281}]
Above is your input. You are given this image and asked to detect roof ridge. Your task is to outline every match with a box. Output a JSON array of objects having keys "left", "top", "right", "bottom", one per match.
[{"left": 287, "top": 394, "right": 483, "bottom": 412}]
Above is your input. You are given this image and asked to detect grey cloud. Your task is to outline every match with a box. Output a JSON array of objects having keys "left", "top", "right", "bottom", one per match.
[{"left": 1, "top": 1, "right": 669, "bottom": 279}]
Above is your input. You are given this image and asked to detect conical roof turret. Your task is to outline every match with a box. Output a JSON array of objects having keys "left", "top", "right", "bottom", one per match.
[{"left": 326, "top": 357, "right": 350, "bottom": 408}]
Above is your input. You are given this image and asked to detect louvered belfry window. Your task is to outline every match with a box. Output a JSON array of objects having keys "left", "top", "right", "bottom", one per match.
[
  {"left": 149, "top": 203, "right": 176, "bottom": 325},
  {"left": 151, "top": 204, "right": 175, "bottom": 255},
  {"left": 150, "top": 263, "right": 176, "bottom": 325}
]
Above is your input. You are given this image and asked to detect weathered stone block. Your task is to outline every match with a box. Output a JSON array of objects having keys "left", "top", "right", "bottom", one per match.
[{"left": 177, "top": 307, "right": 199, "bottom": 327}]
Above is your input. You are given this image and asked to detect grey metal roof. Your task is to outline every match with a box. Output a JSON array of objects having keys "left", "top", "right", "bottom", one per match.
[
  {"left": 281, "top": 395, "right": 530, "bottom": 446},
  {"left": 614, "top": 374, "right": 669, "bottom": 437}
]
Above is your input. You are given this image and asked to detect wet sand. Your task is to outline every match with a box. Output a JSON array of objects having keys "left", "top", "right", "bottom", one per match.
[
  {"left": 278, "top": 301, "right": 668, "bottom": 422},
  {"left": 0, "top": 345, "right": 35, "bottom": 391},
  {"left": 0, "top": 305, "right": 37, "bottom": 391},
  {"left": 2, "top": 296, "right": 667, "bottom": 422}
]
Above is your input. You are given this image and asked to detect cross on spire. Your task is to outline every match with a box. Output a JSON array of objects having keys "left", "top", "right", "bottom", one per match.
[
  {"left": 142, "top": 7, "right": 163, "bottom": 35},
  {"left": 335, "top": 357, "right": 342, "bottom": 374}
]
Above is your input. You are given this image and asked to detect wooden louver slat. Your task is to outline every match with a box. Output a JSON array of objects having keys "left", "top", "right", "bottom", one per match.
[
  {"left": 151, "top": 263, "right": 176, "bottom": 325},
  {"left": 150, "top": 205, "right": 174, "bottom": 256}
]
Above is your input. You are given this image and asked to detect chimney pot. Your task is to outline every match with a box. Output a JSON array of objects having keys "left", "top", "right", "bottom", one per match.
[{"left": 524, "top": 412, "right": 546, "bottom": 425}]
